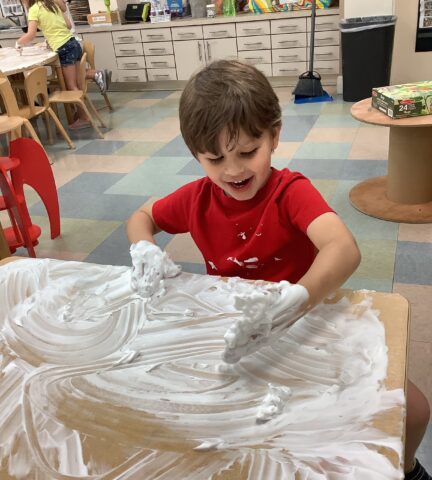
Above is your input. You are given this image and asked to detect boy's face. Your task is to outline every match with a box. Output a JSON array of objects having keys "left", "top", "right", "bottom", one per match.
[{"left": 196, "top": 128, "right": 280, "bottom": 201}]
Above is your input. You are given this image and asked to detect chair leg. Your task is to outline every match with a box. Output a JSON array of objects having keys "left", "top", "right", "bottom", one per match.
[
  {"left": 102, "top": 93, "right": 113, "bottom": 112},
  {"left": 78, "top": 100, "right": 104, "bottom": 139},
  {"left": 84, "top": 95, "right": 106, "bottom": 128},
  {"left": 42, "top": 111, "right": 53, "bottom": 145},
  {"left": 22, "top": 120, "right": 42, "bottom": 145},
  {"left": 47, "top": 107, "right": 75, "bottom": 149}
]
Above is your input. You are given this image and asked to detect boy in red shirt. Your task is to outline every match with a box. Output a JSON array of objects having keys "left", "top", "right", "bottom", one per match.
[{"left": 127, "top": 60, "right": 430, "bottom": 479}]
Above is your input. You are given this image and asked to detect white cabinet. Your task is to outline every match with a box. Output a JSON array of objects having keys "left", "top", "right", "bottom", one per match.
[
  {"left": 204, "top": 37, "right": 237, "bottom": 63},
  {"left": 81, "top": 31, "right": 118, "bottom": 82},
  {"left": 173, "top": 39, "right": 205, "bottom": 80}
]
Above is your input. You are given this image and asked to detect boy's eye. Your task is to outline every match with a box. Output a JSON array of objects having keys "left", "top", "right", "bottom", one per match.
[
  {"left": 207, "top": 156, "right": 224, "bottom": 165},
  {"left": 240, "top": 148, "right": 258, "bottom": 158}
]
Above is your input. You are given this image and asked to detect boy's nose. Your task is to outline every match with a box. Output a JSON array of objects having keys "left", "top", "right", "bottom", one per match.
[{"left": 224, "top": 160, "right": 245, "bottom": 178}]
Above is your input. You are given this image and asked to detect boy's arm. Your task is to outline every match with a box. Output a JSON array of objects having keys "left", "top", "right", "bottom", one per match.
[
  {"left": 127, "top": 201, "right": 161, "bottom": 245},
  {"left": 298, "top": 212, "right": 361, "bottom": 309}
]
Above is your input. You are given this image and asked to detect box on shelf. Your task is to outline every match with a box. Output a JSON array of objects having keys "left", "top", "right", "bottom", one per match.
[
  {"left": 87, "top": 11, "right": 120, "bottom": 26},
  {"left": 372, "top": 81, "right": 432, "bottom": 119},
  {"left": 248, "top": 0, "right": 336, "bottom": 15}
]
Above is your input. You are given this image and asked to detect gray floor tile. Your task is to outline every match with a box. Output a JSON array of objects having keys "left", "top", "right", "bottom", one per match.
[
  {"left": 154, "top": 135, "right": 192, "bottom": 157},
  {"left": 177, "top": 159, "right": 205, "bottom": 175},
  {"left": 417, "top": 423, "right": 432, "bottom": 473},
  {"left": 178, "top": 261, "right": 206, "bottom": 275},
  {"left": 75, "top": 140, "right": 128, "bottom": 155},
  {"left": 56, "top": 173, "right": 125, "bottom": 195},
  {"left": 138, "top": 90, "right": 173, "bottom": 99},
  {"left": 280, "top": 115, "right": 319, "bottom": 142},
  {"left": 395, "top": 242, "right": 432, "bottom": 286},
  {"left": 30, "top": 192, "right": 150, "bottom": 221}
]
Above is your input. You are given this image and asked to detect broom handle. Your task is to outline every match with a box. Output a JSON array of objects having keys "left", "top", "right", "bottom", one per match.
[{"left": 309, "top": 0, "right": 316, "bottom": 72}]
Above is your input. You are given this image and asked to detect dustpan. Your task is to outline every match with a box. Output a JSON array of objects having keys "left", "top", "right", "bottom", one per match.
[{"left": 293, "top": 0, "right": 333, "bottom": 104}]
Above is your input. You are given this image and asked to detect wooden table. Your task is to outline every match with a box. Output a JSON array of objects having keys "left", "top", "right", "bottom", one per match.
[
  {"left": 0, "top": 257, "right": 409, "bottom": 477},
  {"left": 350, "top": 98, "right": 432, "bottom": 223},
  {"left": 0, "top": 220, "right": 10, "bottom": 259}
]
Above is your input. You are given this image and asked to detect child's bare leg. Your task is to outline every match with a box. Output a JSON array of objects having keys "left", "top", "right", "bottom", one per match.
[
  {"left": 62, "top": 64, "right": 88, "bottom": 123},
  {"left": 404, "top": 379, "right": 430, "bottom": 472}
]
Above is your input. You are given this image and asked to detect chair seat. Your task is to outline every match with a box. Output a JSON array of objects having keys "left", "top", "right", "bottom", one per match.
[
  {"left": 0, "top": 115, "right": 24, "bottom": 133},
  {"left": 3, "top": 222, "right": 41, "bottom": 250},
  {"left": 49, "top": 90, "right": 83, "bottom": 103},
  {"left": 18, "top": 104, "right": 45, "bottom": 119}
]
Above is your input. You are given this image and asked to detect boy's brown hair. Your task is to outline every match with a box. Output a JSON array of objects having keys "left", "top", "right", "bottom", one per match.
[{"left": 179, "top": 60, "right": 282, "bottom": 157}]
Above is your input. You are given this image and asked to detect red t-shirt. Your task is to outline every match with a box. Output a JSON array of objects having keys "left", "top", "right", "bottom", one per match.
[{"left": 153, "top": 168, "right": 333, "bottom": 283}]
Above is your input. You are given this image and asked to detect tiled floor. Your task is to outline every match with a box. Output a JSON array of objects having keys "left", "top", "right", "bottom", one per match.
[{"left": 3, "top": 87, "right": 432, "bottom": 471}]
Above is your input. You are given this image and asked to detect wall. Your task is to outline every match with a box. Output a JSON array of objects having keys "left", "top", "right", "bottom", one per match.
[
  {"left": 391, "top": 0, "right": 432, "bottom": 83},
  {"left": 342, "top": 0, "right": 394, "bottom": 19}
]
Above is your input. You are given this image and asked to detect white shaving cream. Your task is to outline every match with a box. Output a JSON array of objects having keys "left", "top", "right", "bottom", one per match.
[{"left": 0, "top": 259, "right": 404, "bottom": 479}]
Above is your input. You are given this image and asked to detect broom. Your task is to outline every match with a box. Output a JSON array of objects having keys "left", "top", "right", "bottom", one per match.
[{"left": 293, "top": 0, "right": 333, "bottom": 103}]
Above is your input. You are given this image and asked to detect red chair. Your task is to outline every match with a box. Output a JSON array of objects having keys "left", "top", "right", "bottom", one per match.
[
  {"left": 9, "top": 137, "right": 60, "bottom": 239},
  {"left": 0, "top": 166, "right": 39, "bottom": 257}
]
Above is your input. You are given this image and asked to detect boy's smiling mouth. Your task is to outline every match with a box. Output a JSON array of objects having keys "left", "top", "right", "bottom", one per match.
[{"left": 228, "top": 176, "right": 253, "bottom": 189}]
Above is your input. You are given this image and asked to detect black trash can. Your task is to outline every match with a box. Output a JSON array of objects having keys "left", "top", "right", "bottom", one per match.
[{"left": 340, "top": 16, "right": 397, "bottom": 102}]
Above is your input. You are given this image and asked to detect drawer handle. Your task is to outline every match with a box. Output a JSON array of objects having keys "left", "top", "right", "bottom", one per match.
[
  {"left": 124, "top": 76, "right": 140, "bottom": 80},
  {"left": 244, "top": 42, "right": 263, "bottom": 46},
  {"left": 315, "top": 52, "right": 333, "bottom": 57},
  {"left": 277, "top": 25, "right": 298, "bottom": 30},
  {"left": 119, "top": 36, "right": 135, "bottom": 41},
  {"left": 243, "top": 28, "right": 263, "bottom": 32},
  {"left": 124, "top": 62, "right": 140, "bottom": 66},
  {"left": 279, "top": 54, "right": 299, "bottom": 59},
  {"left": 147, "top": 34, "right": 165, "bottom": 38},
  {"left": 318, "top": 22, "right": 335, "bottom": 27},
  {"left": 151, "top": 61, "right": 169, "bottom": 66},
  {"left": 178, "top": 32, "right": 196, "bottom": 36},
  {"left": 278, "top": 40, "right": 298, "bottom": 45},
  {"left": 316, "top": 37, "right": 334, "bottom": 41},
  {"left": 154, "top": 74, "right": 170, "bottom": 78},
  {"left": 244, "top": 57, "right": 263, "bottom": 61},
  {"left": 120, "top": 49, "right": 138, "bottom": 53},
  {"left": 317, "top": 67, "right": 334, "bottom": 71},
  {"left": 210, "top": 30, "right": 229, "bottom": 35},
  {"left": 279, "top": 68, "right": 297, "bottom": 72},
  {"left": 149, "top": 48, "right": 166, "bottom": 52}
]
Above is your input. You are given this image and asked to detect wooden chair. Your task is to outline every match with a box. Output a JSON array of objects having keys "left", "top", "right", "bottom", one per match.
[
  {"left": 0, "top": 78, "right": 42, "bottom": 146},
  {"left": 48, "top": 53, "right": 106, "bottom": 139},
  {"left": 22, "top": 67, "right": 75, "bottom": 149},
  {"left": 82, "top": 40, "right": 113, "bottom": 112}
]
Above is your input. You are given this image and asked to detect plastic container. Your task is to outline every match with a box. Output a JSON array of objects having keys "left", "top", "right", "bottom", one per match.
[
  {"left": 190, "top": 0, "right": 207, "bottom": 17},
  {"left": 222, "top": 0, "right": 235, "bottom": 16},
  {"left": 340, "top": 15, "right": 397, "bottom": 102}
]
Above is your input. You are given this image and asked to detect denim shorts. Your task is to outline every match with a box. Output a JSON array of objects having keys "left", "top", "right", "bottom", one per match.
[{"left": 57, "top": 37, "right": 82, "bottom": 66}]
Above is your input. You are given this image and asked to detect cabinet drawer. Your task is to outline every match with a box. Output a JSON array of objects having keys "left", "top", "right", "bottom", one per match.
[
  {"left": 141, "top": 28, "right": 171, "bottom": 42},
  {"left": 147, "top": 68, "right": 177, "bottom": 81},
  {"left": 313, "top": 60, "right": 339, "bottom": 75},
  {"left": 114, "top": 42, "right": 143, "bottom": 56},
  {"left": 145, "top": 55, "right": 175, "bottom": 68},
  {"left": 117, "top": 56, "right": 145, "bottom": 69},
  {"left": 172, "top": 26, "right": 203, "bottom": 40},
  {"left": 272, "top": 47, "right": 307, "bottom": 63},
  {"left": 307, "top": 15, "right": 339, "bottom": 31},
  {"left": 238, "top": 49, "right": 271, "bottom": 64},
  {"left": 203, "top": 23, "right": 236, "bottom": 39},
  {"left": 117, "top": 70, "right": 147, "bottom": 82},
  {"left": 314, "top": 45, "right": 339, "bottom": 61},
  {"left": 271, "top": 32, "right": 307, "bottom": 49},
  {"left": 311, "top": 30, "right": 340, "bottom": 46},
  {"left": 143, "top": 41, "right": 174, "bottom": 55},
  {"left": 112, "top": 31, "right": 142, "bottom": 44},
  {"left": 254, "top": 63, "right": 272, "bottom": 77},
  {"left": 272, "top": 62, "right": 306, "bottom": 76},
  {"left": 237, "top": 21, "right": 270, "bottom": 37},
  {"left": 237, "top": 35, "right": 270, "bottom": 51},
  {"left": 271, "top": 18, "right": 306, "bottom": 34}
]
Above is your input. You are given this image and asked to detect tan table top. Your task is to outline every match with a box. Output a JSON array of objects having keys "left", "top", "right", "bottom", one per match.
[
  {"left": 0, "top": 45, "right": 57, "bottom": 75},
  {"left": 0, "top": 257, "right": 409, "bottom": 477},
  {"left": 351, "top": 97, "right": 432, "bottom": 128}
]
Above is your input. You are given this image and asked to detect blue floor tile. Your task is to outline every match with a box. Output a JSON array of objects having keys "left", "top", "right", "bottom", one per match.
[
  {"left": 418, "top": 423, "right": 432, "bottom": 473},
  {"left": 293, "top": 142, "right": 352, "bottom": 160},
  {"left": 394, "top": 242, "right": 432, "bottom": 286},
  {"left": 155, "top": 135, "right": 192, "bottom": 157},
  {"left": 280, "top": 115, "right": 318, "bottom": 141},
  {"left": 75, "top": 140, "right": 128, "bottom": 155},
  {"left": 56, "top": 173, "right": 125, "bottom": 195},
  {"left": 138, "top": 90, "right": 173, "bottom": 99},
  {"left": 177, "top": 159, "right": 205, "bottom": 175},
  {"left": 30, "top": 192, "right": 149, "bottom": 221},
  {"left": 178, "top": 262, "right": 206, "bottom": 275}
]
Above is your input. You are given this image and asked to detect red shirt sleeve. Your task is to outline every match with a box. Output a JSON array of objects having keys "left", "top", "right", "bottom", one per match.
[
  {"left": 281, "top": 174, "right": 334, "bottom": 233},
  {"left": 152, "top": 179, "right": 202, "bottom": 234}
]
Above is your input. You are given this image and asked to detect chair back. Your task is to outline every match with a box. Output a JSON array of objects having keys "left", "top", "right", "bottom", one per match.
[
  {"left": 79, "top": 52, "right": 88, "bottom": 95},
  {"left": 24, "top": 67, "right": 49, "bottom": 115},
  {"left": 82, "top": 41, "right": 96, "bottom": 70},
  {"left": 10, "top": 137, "right": 60, "bottom": 239},
  {"left": 0, "top": 165, "right": 36, "bottom": 257},
  {"left": 0, "top": 77, "right": 21, "bottom": 116}
]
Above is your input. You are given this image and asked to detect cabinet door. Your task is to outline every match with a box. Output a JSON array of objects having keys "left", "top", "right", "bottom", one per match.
[
  {"left": 81, "top": 31, "right": 118, "bottom": 82},
  {"left": 204, "top": 37, "right": 237, "bottom": 63},
  {"left": 173, "top": 40, "right": 205, "bottom": 81}
]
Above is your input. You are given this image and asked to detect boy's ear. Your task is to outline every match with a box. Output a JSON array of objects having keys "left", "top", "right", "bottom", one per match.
[{"left": 271, "top": 125, "right": 281, "bottom": 152}]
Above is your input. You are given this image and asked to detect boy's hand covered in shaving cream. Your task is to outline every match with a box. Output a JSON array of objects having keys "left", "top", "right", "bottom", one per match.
[{"left": 130, "top": 240, "right": 181, "bottom": 298}]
